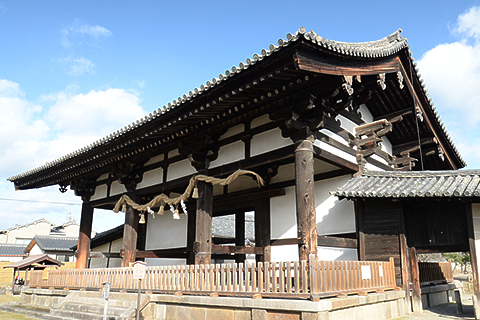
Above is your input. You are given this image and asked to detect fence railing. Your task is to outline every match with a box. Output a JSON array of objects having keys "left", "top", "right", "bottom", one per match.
[
  {"left": 28, "top": 257, "right": 397, "bottom": 299},
  {"left": 418, "top": 261, "right": 454, "bottom": 285}
]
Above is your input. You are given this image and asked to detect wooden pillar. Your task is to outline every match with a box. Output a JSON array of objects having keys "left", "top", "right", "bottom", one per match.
[
  {"left": 235, "top": 211, "right": 246, "bottom": 264},
  {"left": 467, "top": 204, "right": 480, "bottom": 319},
  {"left": 409, "top": 247, "right": 422, "bottom": 313},
  {"left": 294, "top": 139, "right": 318, "bottom": 261},
  {"left": 355, "top": 201, "right": 365, "bottom": 261},
  {"left": 136, "top": 213, "right": 148, "bottom": 262},
  {"left": 187, "top": 205, "right": 197, "bottom": 265},
  {"left": 255, "top": 198, "right": 271, "bottom": 262},
  {"left": 75, "top": 200, "right": 94, "bottom": 269},
  {"left": 122, "top": 193, "right": 139, "bottom": 267},
  {"left": 399, "top": 208, "right": 412, "bottom": 313},
  {"left": 194, "top": 178, "right": 213, "bottom": 265}
]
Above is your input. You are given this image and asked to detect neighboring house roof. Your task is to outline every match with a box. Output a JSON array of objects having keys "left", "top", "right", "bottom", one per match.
[
  {"left": 8, "top": 27, "right": 465, "bottom": 191},
  {"left": 0, "top": 244, "right": 28, "bottom": 257},
  {"left": 0, "top": 218, "right": 54, "bottom": 233},
  {"left": 24, "top": 236, "right": 78, "bottom": 254},
  {"left": 213, "top": 213, "right": 255, "bottom": 242},
  {"left": 3, "top": 254, "right": 63, "bottom": 270},
  {"left": 332, "top": 170, "right": 480, "bottom": 199}
]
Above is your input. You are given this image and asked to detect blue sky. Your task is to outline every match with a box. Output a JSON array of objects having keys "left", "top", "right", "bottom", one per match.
[{"left": 1, "top": 0, "right": 480, "bottom": 232}]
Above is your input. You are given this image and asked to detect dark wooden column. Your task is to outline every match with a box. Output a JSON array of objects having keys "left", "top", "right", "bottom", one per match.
[
  {"left": 294, "top": 139, "right": 318, "bottom": 261},
  {"left": 76, "top": 200, "right": 94, "bottom": 269},
  {"left": 71, "top": 179, "right": 96, "bottom": 270},
  {"left": 467, "top": 204, "right": 480, "bottom": 319},
  {"left": 122, "top": 192, "right": 139, "bottom": 267},
  {"left": 235, "top": 211, "right": 246, "bottom": 264},
  {"left": 136, "top": 213, "right": 148, "bottom": 262},
  {"left": 194, "top": 175, "right": 213, "bottom": 265},
  {"left": 355, "top": 201, "right": 365, "bottom": 261},
  {"left": 255, "top": 198, "right": 271, "bottom": 262}
]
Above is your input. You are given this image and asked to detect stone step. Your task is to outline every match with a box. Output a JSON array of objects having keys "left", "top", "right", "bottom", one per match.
[
  {"left": 51, "top": 308, "right": 121, "bottom": 320},
  {"left": 68, "top": 296, "right": 134, "bottom": 308},
  {"left": 60, "top": 301, "right": 129, "bottom": 316},
  {"left": 0, "top": 303, "right": 77, "bottom": 320}
]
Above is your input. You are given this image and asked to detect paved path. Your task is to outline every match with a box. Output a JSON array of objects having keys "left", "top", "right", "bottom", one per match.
[{"left": 393, "top": 293, "right": 475, "bottom": 320}]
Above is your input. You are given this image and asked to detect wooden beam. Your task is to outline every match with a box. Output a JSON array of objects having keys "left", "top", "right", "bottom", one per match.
[
  {"left": 135, "top": 248, "right": 188, "bottom": 259},
  {"left": 75, "top": 201, "right": 94, "bottom": 269},
  {"left": 392, "top": 137, "right": 437, "bottom": 156},
  {"left": 211, "top": 245, "right": 264, "bottom": 255},
  {"left": 89, "top": 252, "right": 121, "bottom": 259},
  {"left": 373, "top": 108, "right": 413, "bottom": 122},
  {"left": 295, "top": 139, "right": 318, "bottom": 261},
  {"left": 294, "top": 51, "right": 401, "bottom": 76},
  {"left": 317, "top": 235, "right": 357, "bottom": 249},
  {"left": 312, "top": 144, "right": 359, "bottom": 173}
]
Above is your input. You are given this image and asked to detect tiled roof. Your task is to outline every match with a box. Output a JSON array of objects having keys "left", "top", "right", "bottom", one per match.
[
  {"left": 1, "top": 218, "right": 53, "bottom": 233},
  {"left": 0, "top": 244, "right": 28, "bottom": 257},
  {"left": 3, "top": 254, "right": 62, "bottom": 269},
  {"left": 33, "top": 236, "right": 78, "bottom": 252},
  {"left": 9, "top": 27, "right": 464, "bottom": 185},
  {"left": 332, "top": 170, "right": 480, "bottom": 199}
]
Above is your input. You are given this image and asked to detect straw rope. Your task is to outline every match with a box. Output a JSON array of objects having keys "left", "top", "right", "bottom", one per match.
[{"left": 113, "top": 169, "right": 264, "bottom": 217}]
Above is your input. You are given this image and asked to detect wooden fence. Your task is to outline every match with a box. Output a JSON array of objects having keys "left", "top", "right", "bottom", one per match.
[
  {"left": 418, "top": 261, "right": 454, "bottom": 285},
  {"left": 28, "top": 257, "right": 397, "bottom": 299}
]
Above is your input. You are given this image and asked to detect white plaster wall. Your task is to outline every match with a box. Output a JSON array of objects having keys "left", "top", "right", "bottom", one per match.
[
  {"left": 314, "top": 138, "right": 357, "bottom": 165},
  {"left": 90, "top": 242, "right": 109, "bottom": 268},
  {"left": 91, "top": 184, "right": 107, "bottom": 201},
  {"left": 472, "top": 204, "right": 480, "bottom": 283},
  {"left": 251, "top": 128, "right": 291, "bottom": 157},
  {"left": 227, "top": 175, "right": 260, "bottom": 193},
  {"left": 270, "top": 186, "right": 296, "bottom": 240},
  {"left": 336, "top": 115, "right": 357, "bottom": 138},
  {"left": 145, "top": 211, "right": 187, "bottom": 251},
  {"left": 137, "top": 167, "right": 163, "bottom": 190},
  {"left": 7, "top": 222, "right": 52, "bottom": 244},
  {"left": 110, "top": 181, "right": 127, "bottom": 196},
  {"left": 167, "top": 159, "right": 196, "bottom": 181},
  {"left": 144, "top": 154, "right": 164, "bottom": 166},
  {"left": 315, "top": 176, "right": 355, "bottom": 235},
  {"left": 359, "top": 104, "right": 373, "bottom": 123},
  {"left": 29, "top": 244, "right": 43, "bottom": 255},
  {"left": 251, "top": 114, "right": 270, "bottom": 128},
  {"left": 270, "top": 163, "right": 295, "bottom": 184},
  {"left": 0, "top": 256, "right": 24, "bottom": 262},
  {"left": 219, "top": 124, "right": 244, "bottom": 140},
  {"left": 318, "top": 247, "right": 358, "bottom": 261},
  {"left": 63, "top": 224, "right": 80, "bottom": 237},
  {"left": 210, "top": 141, "right": 244, "bottom": 169},
  {"left": 271, "top": 245, "right": 298, "bottom": 262},
  {"left": 97, "top": 173, "right": 109, "bottom": 181}
]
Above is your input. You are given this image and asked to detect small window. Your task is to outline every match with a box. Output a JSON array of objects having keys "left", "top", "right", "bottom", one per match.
[{"left": 15, "top": 238, "right": 31, "bottom": 245}]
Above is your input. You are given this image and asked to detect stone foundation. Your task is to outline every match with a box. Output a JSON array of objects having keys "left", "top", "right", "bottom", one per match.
[
  {"left": 421, "top": 282, "right": 458, "bottom": 308},
  {"left": 20, "top": 288, "right": 407, "bottom": 320}
]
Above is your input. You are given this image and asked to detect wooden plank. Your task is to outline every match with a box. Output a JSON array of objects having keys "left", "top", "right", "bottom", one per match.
[
  {"left": 135, "top": 248, "right": 188, "bottom": 259},
  {"left": 409, "top": 247, "right": 422, "bottom": 313},
  {"left": 317, "top": 235, "right": 357, "bottom": 249},
  {"left": 255, "top": 198, "right": 271, "bottom": 262}
]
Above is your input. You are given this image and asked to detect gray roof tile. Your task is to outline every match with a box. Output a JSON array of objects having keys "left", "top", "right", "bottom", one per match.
[
  {"left": 333, "top": 170, "right": 480, "bottom": 199},
  {"left": 0, "top": 244, "right": 28, "bottom": 257},
  {"left": 33, "top": 236, "right": 78, "bottom": 252}
]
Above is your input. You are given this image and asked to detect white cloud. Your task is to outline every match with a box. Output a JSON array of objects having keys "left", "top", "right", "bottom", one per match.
[
  {"left": 60, "top": 56, "right": 96, "bottom": 76},
  {"left": 0, "top": 80, "right": 145, "bottom": 231},
  {"left": 61, "top": 19, "right": 112, "bottom": 48},
  {"left": 417, "top": 5, "right": 480, "bottom": 169}
]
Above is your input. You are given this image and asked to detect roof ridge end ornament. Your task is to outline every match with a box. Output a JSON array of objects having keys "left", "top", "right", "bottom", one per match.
[{"left": 342, "top": 76, "right": 354, "bottom": 95}]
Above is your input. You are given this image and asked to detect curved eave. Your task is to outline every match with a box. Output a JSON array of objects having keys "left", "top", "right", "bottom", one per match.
[{"left": 8, "top": 27, "right": 464, "bottom": 190}]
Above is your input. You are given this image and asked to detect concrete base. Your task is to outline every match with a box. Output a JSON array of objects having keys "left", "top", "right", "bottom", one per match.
[
  {"left": 421, "top": 283, "right": 458, "bottom": 308},
  {"left": 18, "top": 287, "right": 407, "bottom": 320}
]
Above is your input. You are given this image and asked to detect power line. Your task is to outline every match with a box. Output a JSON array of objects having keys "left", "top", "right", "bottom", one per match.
[{"left": 0, "top": 197, "right": 81, "bottom": 206}]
